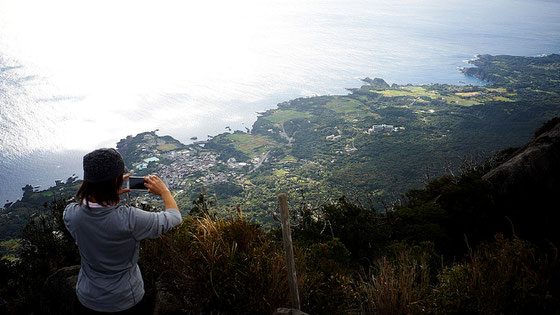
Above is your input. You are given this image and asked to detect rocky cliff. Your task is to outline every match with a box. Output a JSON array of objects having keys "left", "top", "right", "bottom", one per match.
[{"left": 483, "top": 120, "right": 560, "bottom": 243}]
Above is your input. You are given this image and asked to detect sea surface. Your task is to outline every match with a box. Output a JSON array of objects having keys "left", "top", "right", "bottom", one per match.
[{"left": 1, "top": 0, "right": 559, "bottom": 204}]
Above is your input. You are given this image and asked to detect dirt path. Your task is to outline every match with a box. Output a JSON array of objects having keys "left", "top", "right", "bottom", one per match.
[{"left": 280, "top": 122, "right": 294, "bottom": 145}]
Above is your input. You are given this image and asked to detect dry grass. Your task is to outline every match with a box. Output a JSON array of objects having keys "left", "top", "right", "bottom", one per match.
[
  {"left": 140, "top": 217, "right": 559, "bottom": 314},
  {"left": 353, "top": 249, "right": 430, "bottom": 315},
  {"left": 140, "top": 214, "right": 292, "bottom": 313}
]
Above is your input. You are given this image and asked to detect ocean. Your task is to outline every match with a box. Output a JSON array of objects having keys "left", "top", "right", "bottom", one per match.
[{"left": 1, "top": 0, "right": 559, "bottom": 204}]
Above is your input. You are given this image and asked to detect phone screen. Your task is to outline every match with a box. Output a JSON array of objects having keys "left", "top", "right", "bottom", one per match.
[{"left": 129, "top": 176, "right": 147, "bottom": 190}]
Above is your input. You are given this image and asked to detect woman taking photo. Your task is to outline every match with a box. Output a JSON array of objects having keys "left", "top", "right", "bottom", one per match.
[{"left": 63, "top": 148, "right": 182, "bottom": 313}]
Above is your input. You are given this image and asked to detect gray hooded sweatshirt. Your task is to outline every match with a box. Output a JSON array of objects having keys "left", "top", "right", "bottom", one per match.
[{"left": 63, "top": 203, "right": 182, "bottom": 312}]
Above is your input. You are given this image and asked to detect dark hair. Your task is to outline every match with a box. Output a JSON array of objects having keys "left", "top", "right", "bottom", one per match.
[{"left": 77, "top": 174, "right": 124, "bottom": 206}]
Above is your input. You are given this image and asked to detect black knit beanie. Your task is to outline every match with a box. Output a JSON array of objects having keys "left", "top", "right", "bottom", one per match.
[{"left": 83, "top": 148, "right": 125, "bottom": 183}]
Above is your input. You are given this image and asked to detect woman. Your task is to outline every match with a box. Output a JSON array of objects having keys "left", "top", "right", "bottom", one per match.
[{"left": 63, "top": 148, "right": 182, "bottom": 313}]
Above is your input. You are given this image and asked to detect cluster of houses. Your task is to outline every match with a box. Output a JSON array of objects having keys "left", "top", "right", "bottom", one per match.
[
  {"left": 159, "top": 149, "right": 221, "bottom": 188},
  {"left": 129, "top": 143, "right": 249, "bottom": 191}
]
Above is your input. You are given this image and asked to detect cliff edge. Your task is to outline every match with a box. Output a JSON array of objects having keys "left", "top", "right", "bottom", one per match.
[{"left": 483, "top": 120, "right": 560, "bottom": 242}]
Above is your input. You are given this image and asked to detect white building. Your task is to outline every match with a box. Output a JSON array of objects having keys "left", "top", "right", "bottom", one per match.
[{"left": 368, "top": 124, "right": 394, "bottom": 133}]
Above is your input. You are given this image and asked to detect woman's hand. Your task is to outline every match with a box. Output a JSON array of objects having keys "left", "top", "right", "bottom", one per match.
[
  {"left": 144, "top": 175, "right": 170, "bottom": 196},
  {"left": 144, "top": 174, "right": 178, "bottom": 210},
  {"left": 118, "top": 174, "right": 132, "bottom": 195}
]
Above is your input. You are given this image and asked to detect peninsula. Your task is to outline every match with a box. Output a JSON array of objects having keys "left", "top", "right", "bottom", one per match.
[{"left": 2, "top": 54, "right": 559, "bottom": 238}]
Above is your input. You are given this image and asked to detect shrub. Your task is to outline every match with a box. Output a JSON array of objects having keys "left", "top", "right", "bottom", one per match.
[
  {"left": 291, "top": 196, "right": 392, "bottom": 266},
  {"left": 301, "top": 239, "right": 354, "bottom": 314},
  {"left": 0, "top": 198, "right": 79, "bottom": 314},
  {"left": 430, "top": 234, "right": 560, "bottom": 314},
  {"left": 307, "top": 238, "right": 351, "bottom": 278},
  {"left": 140, "top": 213, "right": 293, "bottom": 314}
]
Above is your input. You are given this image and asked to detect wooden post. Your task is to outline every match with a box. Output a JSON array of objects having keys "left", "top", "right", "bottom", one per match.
[{"left": 278, "top": 193, "right": 301, "bottom": 311}]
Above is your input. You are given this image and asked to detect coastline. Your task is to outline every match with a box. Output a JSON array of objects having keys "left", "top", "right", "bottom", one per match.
[
  {"left": 0, "top": 54, "right": 525, "bottom": 206},
  {"left": 2, "top": 53, "right": 559, "bottom": 243}
]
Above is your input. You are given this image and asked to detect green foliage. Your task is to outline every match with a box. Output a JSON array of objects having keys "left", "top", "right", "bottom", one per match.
[
  {"left": 223, "top": 53, "right": 560, "bottom": 220},
  {"left": 211, "top": 182, "right": 244, "bottom": 199},
  {"left": 204, "top": 134, "right": 251, "bottom": 162},
  {"left": 2, "top": 175, "right": 560, "bottom": 314},
  {"left": 189, "top": 191, "right": 215, "bottom": 217},
  {"left": 288, "top": 195, "right": 393, "bottom": 265},
  {"left": 0, "top": 198, "right": 79, "bottom": 314},
  {"left": 0, "top": 181, "right": 80, "bottom": 241},
  {"left": 430, "top": 235, "right": 560, "bottom": 314},
  {"left": 300, "top": 270, "right": 354, "bottom": 314},
  {"left": 116, "top": 131, "right": 186, "bottom": 169},
  {"left": 463, "top": 54, "right": 560, "bottom": 93},
  {"left": 307, "top": 238, "right": 351, "bottom": 278},
  {"left": 321, "top": 198, "right": 391, "bottom": 262},
  {"left": 395, "top": 172, "right": 496, "bottom": 256},
  {"left": 300, "top": 239, "right": 355, "bottom": 313},
  {"left": 0, "top": 239, "right": 21, "bottom": 261}
]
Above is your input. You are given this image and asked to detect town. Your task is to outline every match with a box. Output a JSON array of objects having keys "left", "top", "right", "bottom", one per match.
[{"left": 119, "top": 132, "right": 255, "bottom": 194}]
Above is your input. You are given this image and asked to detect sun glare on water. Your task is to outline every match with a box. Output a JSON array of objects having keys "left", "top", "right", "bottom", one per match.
[
  {"left": 1, "top": 0, "right": 559, "bottom": 157},
  {"left": 0, "top": 0, "right": 290, "bottom": 153}
]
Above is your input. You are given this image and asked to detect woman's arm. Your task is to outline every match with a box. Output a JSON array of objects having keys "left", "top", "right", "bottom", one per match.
[{"left": 144, "top": 175, "right": 179, "bottom": 211}]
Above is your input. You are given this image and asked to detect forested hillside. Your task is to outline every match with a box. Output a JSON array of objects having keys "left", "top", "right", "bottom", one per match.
[
  {"left": 139, "top": 54, "right": 560, "bottom": 223},
  {"left": 1, "top": 118, "right": 559, "bottom": 314},
  {"left": 2, "top": 54, "right": 559, "bottom": 244}
]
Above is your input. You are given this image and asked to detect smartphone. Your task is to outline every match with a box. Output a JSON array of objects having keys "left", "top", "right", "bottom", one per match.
[{"left": 127, "top": 176, "right": 148, "bottom": 190}]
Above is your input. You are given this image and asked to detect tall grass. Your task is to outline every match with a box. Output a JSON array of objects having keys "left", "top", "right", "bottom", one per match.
[
  {"left": 140, "top": 213, "right": 292, "bottom": 314},
  {"left": 352, "top": 249, "right": 431, "bottom": 315},
  {"left": 139, "top": 212, "right": 559, "bottom": 314},
  {"left": 430, "top": 234, "right": 560, "bottom": 314}
]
